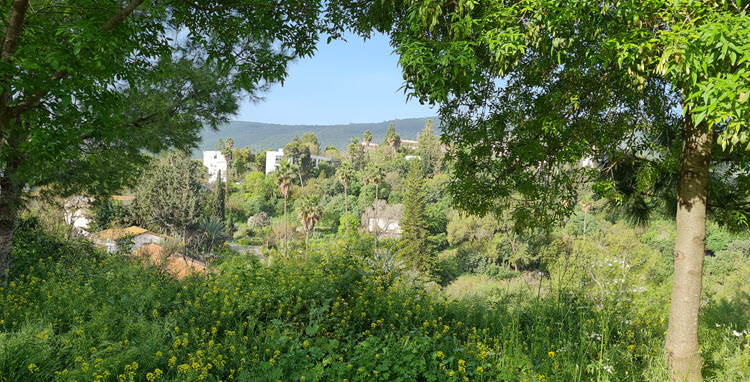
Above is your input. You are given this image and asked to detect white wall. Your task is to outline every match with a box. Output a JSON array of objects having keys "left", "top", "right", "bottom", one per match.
[
  {"left": 265, "top": 149, "right": 284, "bottom": 174},
  {"left": 203, "top": 151, "right": 228, "bottom": 183}
]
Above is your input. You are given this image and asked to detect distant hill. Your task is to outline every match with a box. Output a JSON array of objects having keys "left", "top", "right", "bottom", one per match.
[{"left": 195, "top": 117, "right": 441, "bottom": 156}]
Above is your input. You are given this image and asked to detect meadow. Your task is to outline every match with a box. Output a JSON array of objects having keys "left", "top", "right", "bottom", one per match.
[{"left": 1, "top": 217, "right": 749, "bottom": 381}]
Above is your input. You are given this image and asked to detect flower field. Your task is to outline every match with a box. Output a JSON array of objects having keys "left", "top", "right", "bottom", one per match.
[{"left": 1, "top": 219, "right": 749, "bottom": 381}]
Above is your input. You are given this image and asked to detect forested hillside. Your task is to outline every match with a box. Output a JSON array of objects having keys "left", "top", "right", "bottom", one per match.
[{"left": 195, "top": 117, "right": 440, "bottom": 156}]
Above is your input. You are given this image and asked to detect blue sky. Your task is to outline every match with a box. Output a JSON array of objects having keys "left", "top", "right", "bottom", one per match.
[{"left": 233, "top": 34, "right": 437, "bottom": 125}]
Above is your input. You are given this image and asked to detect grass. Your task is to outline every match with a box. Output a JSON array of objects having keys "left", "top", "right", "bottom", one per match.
[{"left": 1, "top": 218, "right": 749, "bottom": 381}]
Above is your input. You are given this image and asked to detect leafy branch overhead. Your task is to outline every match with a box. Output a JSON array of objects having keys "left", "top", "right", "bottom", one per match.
[{"left": 0, "top": 0, "right": 349, "bottom": 280}]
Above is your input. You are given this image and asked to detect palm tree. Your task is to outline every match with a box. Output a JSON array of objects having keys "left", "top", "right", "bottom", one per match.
[
  {"left": 363, "top": 130, "right": 373, "bottom": 149},
  {"left": 369, "top": 165, "right": 384, "bottom": 250},
  {"left": 275, "top": 160, "right": 295, "bottom": 258},
  {"left": 297, "top": 195, "right": 321, "bottom": 259},
  {"left": 336, "top": 162, "right": 354, "bottom": 241},
  {"left": 388, "top": 134, "right": 401, "bottom": 157},
  {"left": 199, "top": 217, "right": 230, "bottom": 257}
]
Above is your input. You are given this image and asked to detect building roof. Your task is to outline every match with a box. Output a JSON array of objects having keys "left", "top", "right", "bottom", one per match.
[
  {"left": 135, "top": 244, "right": 207, "bottom": 279},
  {"left": 92, "top": 226, "right": 150, "bottom": 241}
]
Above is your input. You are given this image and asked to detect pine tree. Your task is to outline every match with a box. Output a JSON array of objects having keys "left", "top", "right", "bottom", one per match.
[{"left": 399, "top": 159, "right": 433, "bottom": 272}]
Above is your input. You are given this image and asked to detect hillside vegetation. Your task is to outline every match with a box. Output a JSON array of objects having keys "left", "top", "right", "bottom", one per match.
[
  {"left": 195, "top": 117, "right": 440, "bottom": 156},
  {"left": 2, "top": 211, "right": 749, "bottom": 381}
]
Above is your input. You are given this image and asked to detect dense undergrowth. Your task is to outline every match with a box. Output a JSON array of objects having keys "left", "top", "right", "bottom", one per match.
[{"left": 1, "top": 218, "right": 749, "bottom": 381}]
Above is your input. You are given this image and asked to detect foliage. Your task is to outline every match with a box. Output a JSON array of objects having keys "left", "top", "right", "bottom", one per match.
[
  {"left": 196, "top": 217, "right": 231, "bottom": 258},
  {"left": 417, "top": 119, "right": 443, "bottom": 177},
  {"left": 5, "top": 219, "right": 750, "bottom": 381},
  {"left": 301, "top": 132, "right": 321, "bottom": 155},
  {"left": 284, "top": 136, "right": 313, "bottom": 182},
  {"left": 130, "top": 153, "right": 204, "bottom": 238},
  {"left": 399, "top": 159, "right": 433, "bottom": 272},
  {"left": 345, "top": 2, "right": 750, "bottom": 378},
  {"left": 212, "top": 171, "right": 226, "bottom": 222},
  {"left": 90, "top": 199, "right": 131, "bottom": 232},
  {"left": 196, "top": 118, "right": 440, "bottom": 156}
]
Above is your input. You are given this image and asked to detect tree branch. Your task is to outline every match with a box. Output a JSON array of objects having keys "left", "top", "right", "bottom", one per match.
[
  {"left": 176, "top": 0, "right": 274, "bottom": 12},
  {"left": 100, "top": 0, "right": 146, "bottom": 31},
  {"left": 7, "top": 0, "right": 146, "bottom": 118},
  {"left": 7, "top": 70, "right": 67, "bottom": 118},
  {"left": 1, "top": 0, "right": 30, "bottom": 62}
]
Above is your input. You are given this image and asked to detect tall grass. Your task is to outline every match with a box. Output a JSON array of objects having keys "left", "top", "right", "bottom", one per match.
[{"left": 1, "top": 218, "right": 748, "bottom": 381}]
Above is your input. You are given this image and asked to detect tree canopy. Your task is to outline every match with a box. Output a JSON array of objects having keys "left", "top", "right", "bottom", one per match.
[
  {"left": 340, "top": 0, "right": 750, "bottom": 380},
  {"left": 0, "top": 0, "right": 346, "bottom": 279}
]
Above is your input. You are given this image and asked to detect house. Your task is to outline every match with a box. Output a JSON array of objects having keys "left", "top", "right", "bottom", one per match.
[
  {"left": 62, "top": 195, "right": 135, "bottom": 236},
  {"left": 362, "top": 201, "right": 403, "bottom": 239},
  {"left": 202, "top": 151, "right": 228, "bottom": 183},
  {"left": 362, "top": 141, "right": 379, "bottom": 151},
  {"left": 265, "top": 149, "right": 340, "bottom": 174},
  {"left": 310, "top": 154, "right": 341, "bottom": 168},
  {"left": 265, "top": 148, "right": 284, "bottom": 174},
  {"left": 91, "top": 226, "right": 166, "bottom": 254},
  {"left": 401, "top": 139, "right": 419, "bottom": 150},
  {"left": 63, "top": 195, "right": 95, "bottom": 236},
  {"left": 134, "top": 244, "right": 207, "bottom": 279},
  {"left": 367, "top": 217, "right": 402, "bottom": 238}
]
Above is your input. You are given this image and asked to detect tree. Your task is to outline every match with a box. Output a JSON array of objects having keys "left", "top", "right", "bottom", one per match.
[
  {"left": 212, "top": 171, "right": 226, "bottom": 222},
  {"left": 0, "top": 0, "right": 344, "bottom": 281},
  {"left": 336, "top": 162, "right": 355, "bottom": 242},
  {"left": 369, "top": 164, "right": 385, "bottom": 250},
  {"left": 130, "top": 153, "right": 204, "bottom": 241},
  {"left": 384, "top": 123, "right": 399, "bottom": 157},
  {"left": 301, "top": 131, "right": 321, "bottom": 155},
  {"left": 347, "top": 137, "right": 366, "bottom": 170},
  {"left": 361, "top": 171, "right": 370, "bottom": 218},
  {"left": 363, "top": 130, "right": 373, "bottom": 149},
  {"left": 417, "top": 119, "right": 443, "bottom": 177},
  {"left": 274, "top": 161, "right": 295, "bottom": 258},
  {"left": 399, "top": 159, "right": 432, "bottom": 272},
  {"left": 284, "top": 135, "right": 312, "bottom": 185},
  {"left": 216, "top": 138, "right": 225, "bottom": 152},
  {"left": 90, "top": 199, "right": 131, "bottom": 232},
  {"left": 296, "top": 194, "right": 322, "bottom": 258},
  {"left": 352, "top": 1, "right": 750, "bottom": 379},
  {"left": 388, "top": 134, "right": 401, "bottom": 157}
]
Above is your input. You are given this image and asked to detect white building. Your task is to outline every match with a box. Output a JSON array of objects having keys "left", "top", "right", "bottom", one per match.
[
  {"left": 203, "top": 151, "right": 227, "bottom": 183},
  {"left": 265, "top": 149, "right": 341, "bottom": 174},
  {"left": 265, "top": 148, "right": 284, "bottom": 174}
]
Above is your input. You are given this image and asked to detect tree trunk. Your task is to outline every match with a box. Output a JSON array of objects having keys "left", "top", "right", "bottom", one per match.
[
  {"left": 665, "top": 117, "right": 712, "bottom": 382},
  {"left": 344, "top": 185, "right": 349, "bottom": 242},
  {"left": 284, "top": 195, "right": 288, "bottom": 259},
  {"left": 0, "top": 167, "right": 22, "bottom": 283},
  {"left": 374, "top": 184, "right": 379, "bottom": 251},
  {"left": 505, "top": 229, "right": 519, "bottom": 272}
]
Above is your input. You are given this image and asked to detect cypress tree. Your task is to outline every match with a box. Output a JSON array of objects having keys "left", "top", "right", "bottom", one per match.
[
  {"left": 399, "top": 159, "right": 433, "bottom": 272},
  {"left": 213, "top": 170, "right": 226, "bottom": 222}
]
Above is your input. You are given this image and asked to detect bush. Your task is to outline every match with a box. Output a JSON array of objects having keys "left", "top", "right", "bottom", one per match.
[{"left": 4, "top": 216, "right": 749, "bottom": 381}]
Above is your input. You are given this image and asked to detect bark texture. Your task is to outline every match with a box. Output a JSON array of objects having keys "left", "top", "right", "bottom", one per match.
[{"left": 665, "top": 117, "right": 712, "bottom": 382}]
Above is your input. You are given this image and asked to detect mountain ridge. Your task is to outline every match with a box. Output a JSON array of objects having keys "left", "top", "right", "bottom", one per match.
[{"left": 195, "top": 116, "right": 441, "bottom": 156}]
